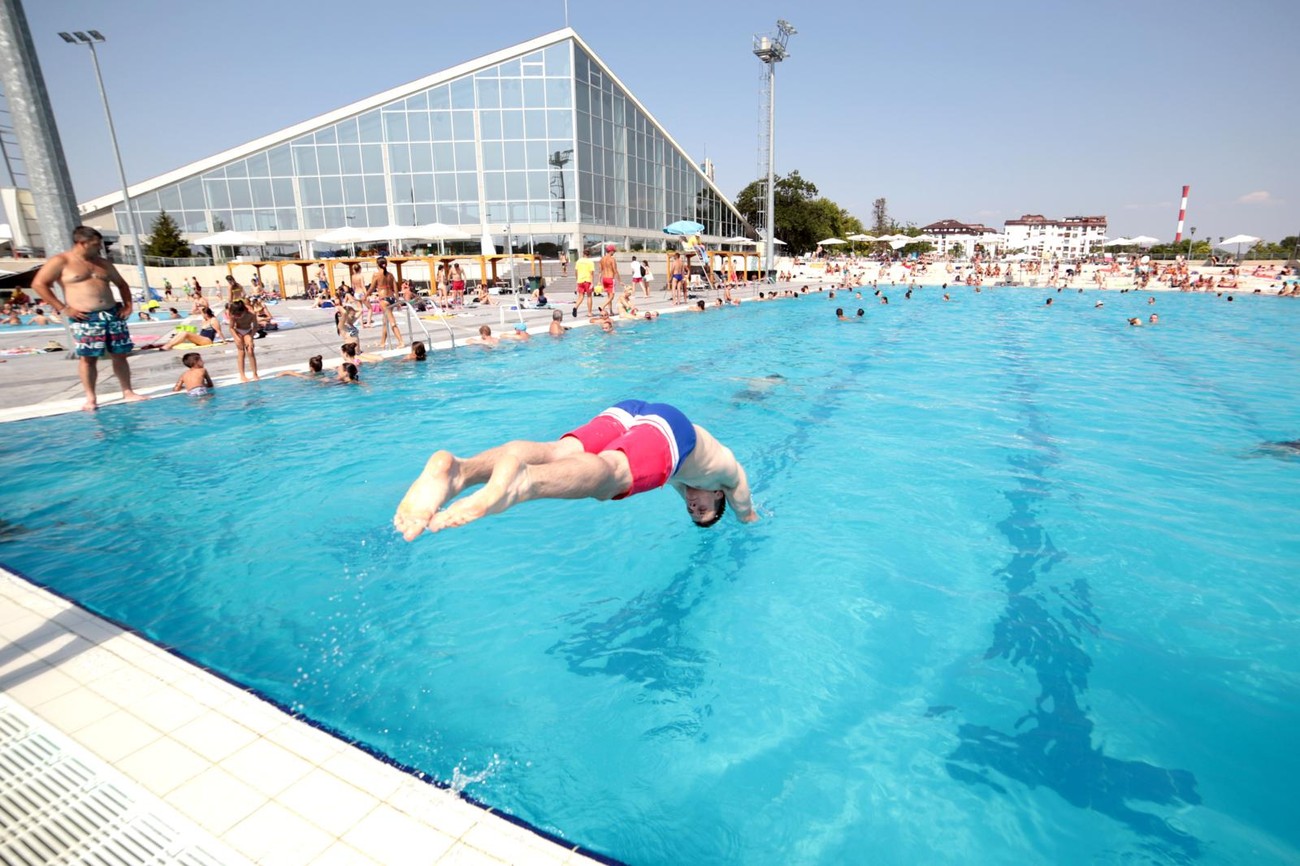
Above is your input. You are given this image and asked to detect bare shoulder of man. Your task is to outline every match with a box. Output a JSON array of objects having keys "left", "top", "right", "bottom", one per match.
[{"left": 34, "top": 252, "right": 67, "bottom": 281}]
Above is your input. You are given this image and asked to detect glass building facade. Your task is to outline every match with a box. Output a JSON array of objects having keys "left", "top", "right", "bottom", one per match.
[{"left": 87, "top": 30, "right": 753, "bottom": 255}]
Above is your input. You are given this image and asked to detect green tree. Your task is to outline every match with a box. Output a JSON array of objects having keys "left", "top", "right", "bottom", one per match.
[
  {"left": 949, "top": 242, "right": 965, "bottom": 259},
  {"left": 1149, "top": 240, "right": 1211, "bottom": 260},
  {"left": 1245, "top": 239, "right": 1295, "bottom": 260},
  {"left": 872, "top": 198, "right": 889, "bottom": 234},
  {"left": 734, "top": 171, "right": 866, "bottom": 254},
  {"left": 143, "top": 211, "right": 191, "bottom": 258}
]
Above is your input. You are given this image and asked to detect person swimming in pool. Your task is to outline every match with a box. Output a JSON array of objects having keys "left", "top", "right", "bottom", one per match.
[{"left": 394, "top": 399, "right": 758, "bottom": 539}]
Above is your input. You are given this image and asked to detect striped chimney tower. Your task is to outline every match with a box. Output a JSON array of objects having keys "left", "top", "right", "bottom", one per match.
[{"left": 1174, "top": 185, "right": 1190, "bottom": 242}]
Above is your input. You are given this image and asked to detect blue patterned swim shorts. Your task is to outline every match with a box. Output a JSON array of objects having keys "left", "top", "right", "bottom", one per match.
[{"left": 71, "top": 309, "right": 134, "bottom": 357}]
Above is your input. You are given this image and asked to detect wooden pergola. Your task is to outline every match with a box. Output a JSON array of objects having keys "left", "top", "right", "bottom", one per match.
[{"left": 227, "top": 254, "right": 542, "bottom": 298}]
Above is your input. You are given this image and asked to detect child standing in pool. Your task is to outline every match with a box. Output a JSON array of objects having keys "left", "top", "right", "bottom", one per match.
[
  {"left": 226, "top": 300, "right": 259, "bottom": 382},
  {"left": 172, "top": 353, "right": 214, "bottom": 396},
  {"left": 337, "top": 298, "right": 360, "bottom": 343}
]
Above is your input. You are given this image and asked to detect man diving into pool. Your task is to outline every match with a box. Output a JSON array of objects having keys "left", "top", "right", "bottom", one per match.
[{"left": 394, "top": 400, "right": 758, "bottom": 539}]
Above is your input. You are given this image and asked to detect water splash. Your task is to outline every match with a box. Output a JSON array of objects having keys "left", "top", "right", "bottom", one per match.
[{"left": 449, "top": 753, "right": 503, "bottom": 794}]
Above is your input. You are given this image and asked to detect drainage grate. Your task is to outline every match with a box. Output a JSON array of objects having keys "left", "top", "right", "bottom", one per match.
[{"left": 0, "top": 696, "right": 245, "bottom": 865}]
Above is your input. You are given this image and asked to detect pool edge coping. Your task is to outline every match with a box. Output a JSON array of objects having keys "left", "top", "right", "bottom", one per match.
[{"left": 0, "top": 562, "right": 621, "bottom": 865}]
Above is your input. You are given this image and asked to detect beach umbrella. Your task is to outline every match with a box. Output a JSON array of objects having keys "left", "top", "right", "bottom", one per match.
[
  {"left": 1219, "top": 234, "right": 1261, "bottom": 261},
  {"left": 409, "top": 222, "right": 470, "bottom": 255},
  {"left": 315, "top": 226, "right": 369, "bottom": 245},
  {"left": 818, "top": 238, "right": 846, "bottom": 245},
  {"left": 1129, "top": 235, "right": 1160, "bottom": 246},
  {"left": 192, "top": 229, "right": 262, "bottom": 246},
  {"left": 845, "top": 233, "right": 873, "bottom": 254},
  {"left": 1103, "top": 237, "right": 1134, "bottom": 247},
  {"left": 409, "top": 222, "right": 471, "bottom": 241},
  {"left": 663, "top": 220, "right": 705, "bottom": 236},
  {"left": 192, "top": 229, "right": 263, "bottom": 263},
  {"left": 351, "top": 223, "right": 421, "bottom": 244}
]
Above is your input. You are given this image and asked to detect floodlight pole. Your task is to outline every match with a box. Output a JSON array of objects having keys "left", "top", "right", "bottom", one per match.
[
  {"left": 754, "top": 20, "right": 794, "bottom": 283},
  {"left": 505, "top": 220, "right": 516, "bottom": 294},
  {"left": 1188, "top": 226, "right": 1196, "bottom": 265},
  {"left": 62, "top": 31, "right": 149, "bottom": 298}
]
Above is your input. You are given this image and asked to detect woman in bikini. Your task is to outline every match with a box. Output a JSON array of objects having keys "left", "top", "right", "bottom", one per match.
[
  {"left": 248, "top": 296, "right": 274, "bottom": 333},
  {"left": 145, "top": 306, "right": 225, "bottom": 351},
  {"left": 370, "top": 256, "right": 404, "bottom": 350},
  {"left": 349, "top": 263, "right": 369, "bottom": 324},
  {"left": 226, "top": 300, "right": 260, "bottom": 382},
  {"left": 435, "top": 264, "right": 449, "bottom": 305}
]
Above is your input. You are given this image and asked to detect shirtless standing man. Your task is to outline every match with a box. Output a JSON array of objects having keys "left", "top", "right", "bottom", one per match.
[
  {"left": 370, "top": 256, "right": 404, "bottom": 349},
  {"left": 598, "top": 244, "right": 619, "bottom": 315},
  {"left": 394, "top": 399, "right": 758, "bottom": 538},
  {"left": 32, "top": 227, "right": 146, "bottom": 411},
  {"left": 668, "top": 252, "right": 687, "bottom": 305}
]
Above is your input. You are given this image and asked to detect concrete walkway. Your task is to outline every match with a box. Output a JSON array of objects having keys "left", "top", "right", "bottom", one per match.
[{"left": 0, "top": 278, "right": 724, "bottom": 420}]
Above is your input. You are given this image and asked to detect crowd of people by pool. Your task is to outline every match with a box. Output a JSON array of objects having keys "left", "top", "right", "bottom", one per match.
[{"left": 12, "top": 225, "right": 1299, "bottom": 412}]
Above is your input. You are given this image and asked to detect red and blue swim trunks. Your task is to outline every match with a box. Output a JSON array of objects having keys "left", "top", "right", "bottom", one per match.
[{"left": 564, "top": 400, "right": 697, "bottom": 499}]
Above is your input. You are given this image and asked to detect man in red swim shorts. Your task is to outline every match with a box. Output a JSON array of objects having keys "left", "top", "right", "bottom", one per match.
[
  {"left": 394, "top": 399, "right": 758, "bottom": 538},
  {"left": 573, "top": 252, "right": 595, "bottom": 318},
  {"left": 598, "top": 243, "right": 619, "bottom": 315}
]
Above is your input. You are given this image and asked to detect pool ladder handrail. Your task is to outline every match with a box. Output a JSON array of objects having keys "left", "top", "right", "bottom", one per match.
[
  {"left": 404, "top": 294, "right": 456, "bottom": 349},
  {"left": 496, "top": 287, "right": 529, "bottom": 333}
]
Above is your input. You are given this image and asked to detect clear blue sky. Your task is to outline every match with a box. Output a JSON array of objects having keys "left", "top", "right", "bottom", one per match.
[{"left": 20, "top": 0, "right": 1297, "bottom": 243}]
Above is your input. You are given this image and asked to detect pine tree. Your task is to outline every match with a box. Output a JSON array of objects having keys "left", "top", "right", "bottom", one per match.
[
  {"left": 872, "top": 198, "right": 889, "bottom": 235},
  {"left": 143, "top": 211, "right": 192, "bottom": 258}
]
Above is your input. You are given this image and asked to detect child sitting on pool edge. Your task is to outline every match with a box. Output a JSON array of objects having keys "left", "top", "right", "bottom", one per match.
[{"left": 172, "top": 352, "right": 213, "bottom": 397}]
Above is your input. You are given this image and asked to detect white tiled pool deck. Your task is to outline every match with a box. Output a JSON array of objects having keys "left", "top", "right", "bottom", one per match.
[{"left": 0, "top": 567, "right": 609, "bottom": 865}]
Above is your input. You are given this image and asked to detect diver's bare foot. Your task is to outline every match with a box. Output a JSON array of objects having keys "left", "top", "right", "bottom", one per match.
[
  {"left": 429, "top": 455, "right": 530, "bottom": 533},
  {"left": 122, "top": 390, "right": 147, "bottom": 403},
  {"left": 81, "top": 400, "right": 98, "bottom": 412},
  {"left": 240, "top": 375, "right": 249, "bottom": 383},
  {"left": 394, "top": 450, "right": 466, "bottom": 541}
]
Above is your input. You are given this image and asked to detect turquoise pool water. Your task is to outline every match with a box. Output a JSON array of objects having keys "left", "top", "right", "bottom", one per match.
[
  {"left": 2, "top": 288, "right": 1298, "bottom": 864},
  {"left": 2, "top": 310, "right": 188, "bottom": 331}
]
